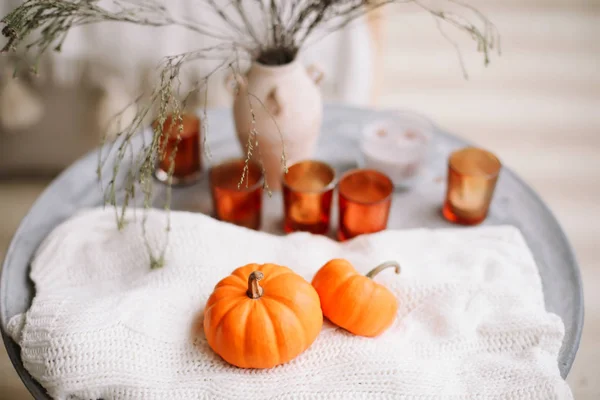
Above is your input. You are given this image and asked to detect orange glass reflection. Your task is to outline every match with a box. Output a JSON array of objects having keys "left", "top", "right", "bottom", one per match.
[
  {"left": 210, "top": 159, "right": 263, "bottom": 230},
  {"left": 154, "top": 113, "right": 201, "bottom": 184},
  {"left": 282, "top": 160, "right": 335, "bottom": 234},
  {"left": 442, "top": 147, "right": 502, "bottom": 225},
  {"left": 337, "top": 169, "right": 394, "bottom": 241}
]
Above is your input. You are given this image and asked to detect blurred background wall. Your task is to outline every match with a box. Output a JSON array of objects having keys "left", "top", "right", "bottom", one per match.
[{"left": 1, "top": 0, "right": 599, "bottom": 398}]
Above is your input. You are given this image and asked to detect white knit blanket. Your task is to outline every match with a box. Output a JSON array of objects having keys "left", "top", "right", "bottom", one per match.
[{"left": 7, "top": 208, "right": 572, "bottom": 400}]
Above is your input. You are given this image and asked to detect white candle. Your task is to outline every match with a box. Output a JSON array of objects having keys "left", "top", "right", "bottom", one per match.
[{"left": 449, "top": 179, "right": 487, "bottom": 217}]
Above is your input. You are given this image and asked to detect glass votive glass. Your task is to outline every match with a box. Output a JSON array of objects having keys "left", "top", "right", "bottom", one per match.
[
  {"left": 282, "top": 160, "right": 336, "bottom": 234},
  {"left": 210, "top": 159, "right": 263, "bottom": 230},
  {"left": 337, "top": 169, "right": 394, "bottom": 241},
  {"left": 154, "top": 113, "right": 202, "bottom": 185},
  {"left": 442, "top": 147, "right": 502, "bottom": 225}
]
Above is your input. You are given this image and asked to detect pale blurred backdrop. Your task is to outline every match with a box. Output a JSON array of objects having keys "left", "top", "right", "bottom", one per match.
[{"left": 1, "top": 0, "right": 599, "bottom": 398}]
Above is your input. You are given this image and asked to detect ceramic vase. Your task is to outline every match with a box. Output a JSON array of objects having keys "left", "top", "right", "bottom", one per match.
[{"left": 231, "top": 59, "right": 323, "bottom": 190}]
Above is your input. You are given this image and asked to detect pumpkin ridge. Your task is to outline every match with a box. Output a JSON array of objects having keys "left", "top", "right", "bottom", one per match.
[
  {"left": 205, "top": 297, "right": 237, "bottom": 347},
  {"left": 329, "top": 274, "right": 356, "bottom": 305},
  {"left": 333, "top": 275, "right": 373, "bottom": 326},
  {"left": 327, "top": 275, "right": 366, "bottom": 327},
  {"left": 311, "top": 266, "right": 350, "bottom": 314},
  {"left": 259, "top": 266, "right": 295, "bottom": 284},
  {"left": 242, "top": 300, "right": 256, "bottom": 368},
  {"left": 211, "top": 297, "right": 248, "bottom": 343},
  {"left": 216, "top": 299, "right": 253, "bottom": 368},
  {"left": 261, "top": 271, "right": 300, "bottom": 287},
  {"left": 205, "top": 290, "right": 246, "bottom": 314},
  {"left": 216, "top": 273, "right": 246, "bottom": 289},
  {"left": 262, "top": 295, "right": 307, "bottom": 350},
  {"left": 348, "top": 278, "right": 376, "bottom": 330},
  {"left": 255, "top": 300, "right": 281, "bottom": 366}
]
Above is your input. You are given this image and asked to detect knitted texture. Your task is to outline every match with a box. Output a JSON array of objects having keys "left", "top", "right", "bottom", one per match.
[{"left": 7, "top": 208, "right": 572, "bottom": 400}]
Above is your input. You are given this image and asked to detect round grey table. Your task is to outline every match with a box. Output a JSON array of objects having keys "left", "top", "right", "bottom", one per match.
[{"left": 1, "top": 105, "right": 583, "bottom": 399}]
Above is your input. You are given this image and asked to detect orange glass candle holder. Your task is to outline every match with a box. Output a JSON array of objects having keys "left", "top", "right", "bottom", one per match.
[
  {"left": 154, "top": 113, "right": 202, "bottom": 185},
  {"left": 337, "top": 169, "right": 394, "bottom": 241},
  {"left": 282, "top": 160, "right": 335, "bottom": 234},
  {"left": 210, "top": 159, "right": 263, "bottom": 230},
  {"left": 442, "top": 147, "right": 502, "bottom": 225}
]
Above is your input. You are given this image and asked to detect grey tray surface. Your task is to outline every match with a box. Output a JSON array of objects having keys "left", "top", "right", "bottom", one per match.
[{"left": 1, "top": 105, "right": 583, "bottom": 399}]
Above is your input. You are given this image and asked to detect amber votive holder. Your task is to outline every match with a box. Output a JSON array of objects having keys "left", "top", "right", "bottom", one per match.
[
  {"left": 337, "top": 169, "right": 394, "bottom": 241},
  {"left": 282, "top": 160, "right": 336, "bottom": 234},
  {"left": 442, "top": 147, "right": 502, "bottom": 225},
  {"left": 210, "top": 159, "right": 263, "bottom": 230},
  {"left": 154, "top": 113, "right": 202, "bottom": 185}
]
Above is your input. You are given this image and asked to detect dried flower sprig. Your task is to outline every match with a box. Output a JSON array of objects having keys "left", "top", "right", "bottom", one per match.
[
  {"left": 2, "top": 0, "right": 499, "bottom": 269},
  {"left": 95, "top": 44, "right": 244, "bottom": 268}
]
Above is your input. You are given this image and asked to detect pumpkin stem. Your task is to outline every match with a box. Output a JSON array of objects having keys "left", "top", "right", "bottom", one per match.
[
  {"left": 365, "top": 261, "right": 401, "bottom": 279},
  {"left": 247, "top": 271, "right": 264, "bottom": 299}
]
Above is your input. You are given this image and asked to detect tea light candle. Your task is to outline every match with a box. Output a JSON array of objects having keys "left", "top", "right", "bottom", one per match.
[
  {"left": 443, "top": 147, "right": 502, "bottom": 225},
  {"left": 289, "top": 197, "right": 321, "bottom": 224},
  {"left": 153, "top": 113, "right": 202, "bottom": 185},
  {"left": 448, "top": 180, "right": 487, "bottom": 217},
  {"left": 360, "top": 112, "right": 432, "bottom": 187},
  {"left": 282, "top": 160, "right": 335, "bottom": 235}
]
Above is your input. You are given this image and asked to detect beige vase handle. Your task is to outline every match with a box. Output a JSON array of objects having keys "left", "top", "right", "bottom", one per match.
[
  {"left": 266, "top": 87, "right": 283, "bottom": 117},
  {"left": 225, "top": 72, "right": 247, "bottom": 95},
  {"left": 306, "top": 64, "right": 324, "bottom": 85}
]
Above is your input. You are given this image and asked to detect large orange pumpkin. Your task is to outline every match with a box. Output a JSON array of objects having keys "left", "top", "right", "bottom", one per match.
[
  {"left": 203, "top": 263, "right": 323, "bottom": 368},
  {"left": 311, "top": 258, "right": 400, "bottom": 337}
]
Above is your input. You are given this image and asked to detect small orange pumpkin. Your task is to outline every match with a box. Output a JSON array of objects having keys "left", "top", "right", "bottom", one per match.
[
  {"left": 203, "top": 263, "right": 323, "bottom": 368},
  {"left": 311, "top": 258, "right": 400, "bottom": 337}
]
